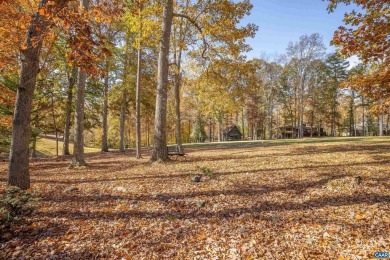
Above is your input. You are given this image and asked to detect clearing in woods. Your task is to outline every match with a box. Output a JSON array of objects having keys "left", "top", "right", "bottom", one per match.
[{"left": 1, "top": 137, "right": 389, "bottom": 259}]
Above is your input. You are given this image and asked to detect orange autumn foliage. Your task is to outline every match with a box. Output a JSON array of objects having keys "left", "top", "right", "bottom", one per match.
[
  {"left": 0, "top": 85, "right": 15, "bottom": 127},
  {"left": 0, "top": 0, "right": 123, "bottom": 76},
  {"left": 327, "top": 0, "right": 390, "bottom": 107}
]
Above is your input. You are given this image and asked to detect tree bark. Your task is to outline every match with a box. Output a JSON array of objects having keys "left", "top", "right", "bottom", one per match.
[
  {"left": 150, "top": 0, "right": 173, "bottom": 161},
  {"left": 310, "top": 110, "right": 314, "bottom": 137},
  {"left": 299, "top": 74, "right": 305, "bottom": 139},
  {"left": 241, "top": 107, "right": 245, "bottom": 140},
  {"left": 135, "top": 46, "right": 142, "bottom": 157},
  {"left": 135, "top": 5, "right": 143, "bottom": 159},
  {"left": 51, "top": 93, "right": 58, "bottom": 157},
  {"left": 8, "top": 0, "right": 53, "bottom": 189},
  {"left": 119, "top": 89, "right": 127, "bottom": 152},
  {"left": 63, "top": 67, "right": 76, "bottom": 155},
  {"left": 71, "top": 67, "right": 87, "bottom": 166},
  {"left": 71, "top": 0, "right": 89, "bottom": 167},
  {"left": 173, "top": 47, "right": 183, "bottom": 153},
  {"left": 101, "top": 61, "right": 109, "bottom": 152}
]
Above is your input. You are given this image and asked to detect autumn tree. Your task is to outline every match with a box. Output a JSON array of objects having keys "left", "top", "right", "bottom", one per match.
[
  {"left": 286, "top": 33, "right": 326, "bottom": 138},
  {"left": 325, "top": 53, "right": 349, "bottom": 136},
  {"left": 4, "top": 0, "right": 70, "bottom": 189},
  {"left": 326, "top": 0, "right": 390, "bottom": 107}
]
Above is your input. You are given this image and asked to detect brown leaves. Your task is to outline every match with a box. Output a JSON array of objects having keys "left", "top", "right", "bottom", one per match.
[{"left": 0, "top": 138, "right": 390, "bottom": 258}]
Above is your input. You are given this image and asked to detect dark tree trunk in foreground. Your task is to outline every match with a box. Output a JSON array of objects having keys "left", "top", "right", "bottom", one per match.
[
  {"left": 150, "top": 0, "right": 174, "bottom": 161},
  {"left": 63, "top": 67, "right": 77, "bottom": 155},
  {"left": 101, "top": 61, "right": 109, "bottom": 152},
  {"left": 8, "top": 0, "right": 68, "bottom": 189}
]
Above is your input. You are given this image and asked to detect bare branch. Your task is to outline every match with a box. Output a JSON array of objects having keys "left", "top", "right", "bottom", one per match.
[{"left": 173, "top": 12, "right": 209, "bottom": 60}]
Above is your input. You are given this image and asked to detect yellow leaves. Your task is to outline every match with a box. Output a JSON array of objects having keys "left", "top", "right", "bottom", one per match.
[
  {"left": 20, "top": 44, "right": 28, "bottom": 50},
  {"left": 354, "top": 214, "right": 364, "bottom": 220},
  {"left": 196, "top": 233, "right": 207, "bottom": 240}
]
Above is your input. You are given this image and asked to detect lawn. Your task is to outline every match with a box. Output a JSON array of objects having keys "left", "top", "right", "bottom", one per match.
[
  {"left": 35, "top": 138, "right": 101, "bottom": 157},
  {"left": 1, "top": 137, "right": 389, "bottom": 259}
]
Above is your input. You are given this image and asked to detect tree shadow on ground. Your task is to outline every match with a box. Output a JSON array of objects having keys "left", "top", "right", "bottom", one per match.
[{"left": 31, "top": 158, "right": 390, "bottom": 185}]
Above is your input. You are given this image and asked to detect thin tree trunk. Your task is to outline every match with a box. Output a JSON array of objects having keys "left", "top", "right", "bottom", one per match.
[
  {"left": 331, "top": 93, "right": 336, "bottom": 137},
  {"left": 51, "top": 93, "right": 58, "bottom": 157},
  {"left": 269, "top": 103, "right": 273, "bottom": 140},
  {"left": 119, "top": 89, "right": 127, "bottom": 152},
  {"left": 299, "top": 75, "right": 305, "bottom": 139},
  {"left": 174, "top": 50, "right": 183, "bottom": 153},
  {"left": 72, "top": 67, "right": 87, "bottom": 166},
  {"left": 31, "top": 137, "right": 37, "bottom": 158},
  {"left": 101, "top": 61, "right": 109, "bottom": 152},
  {"left": 136, "top": 6, "right": 143, "bottom": 159},
  {"left": 241, "top": 107, "right": 245, "bottom": 140},
  {"left": 310, "top": 110, "right": 314, "bottom": 137},
  {"left": 135, "top": 49, "right": 142, "bottom": 157},
  {"left": 71, "top": 0, "right": 89, "bottom": 167},
  {"left": 362, "top": 96, "right": 365, "bottom": 136},
  {"left": 379, "top": 114, "right": 383, "bottom": 136},
  {"left": 63, "top": 67, "right": 76, "bottom": 155},
  {"left": 146, "top": 113, "right": 150, "bottom": 146},
  {"left": 151, "top": 0, "right": 173, "bottom": 161}
]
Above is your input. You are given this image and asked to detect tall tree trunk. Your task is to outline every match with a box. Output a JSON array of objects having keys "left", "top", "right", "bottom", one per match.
[
  {"left": 135, "top": 46, "right": 142, "bottom": 158},
  {"left": 378, "top": 99, "right": 383, "bottom": 136},
  {"left": 101, "top": 61, "right": 109, "bottom": 152},
  {"left": 299, "top": 75, "right": 305, "bottom": 139},
  {"left": 72, "top": 67, "right": 87, "bottom": 166},
  {"left": 268, "top": 103, "right": 273, "bottom": 140},
  {"left": 136, "top": 6, "right": 143, "bottom": 159},
  {"left": 71, "top": 0, "right": 89, "bottom": 167},
  {"left": 349, "top": 91, "right": 354, "bottom": 136},
  {"left": 331, "top": 93, "right": 336, "bottom": 137},
  {"left": 8, "top": 0, "right": 53, "bottom": 189},
  {"left": 310, "top": 110, "right": 314, "bottom": 137},
  {"left": 146, "top": 113, "right": 150, "bottom": 146},
  {"left": 362, "top": 96, "right": 365, "bottom": 136},
  {"left": 31, "top": 137, "right": 37, "bottom": 158},
  {"left": 63, "top": 67, "right": 76, "bottom": 155},
  {"left": 218, "top": 117, "right": 222, "bottom": 142},
  {"left": 379, "top": 114, "right": 384, "bottom": 136},
  {"left": 150, "top": 0, "right": 173, "bottom": 161},
  {"left": 173, "top": 52, "right": 183, "bottom": 153},
  {"left": 241, "top": 107, "right": 245, "bottom": 140},
  {"left": 51, "top": 93, "right": 58, "bottom": 157},
  {"left": 119, "top": 89, "right": 127, "bottom": 152}
]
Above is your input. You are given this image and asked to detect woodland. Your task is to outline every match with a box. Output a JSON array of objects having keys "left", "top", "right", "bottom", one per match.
[{"left": 0, "top": 0, "right": 389, "bottom": 258}]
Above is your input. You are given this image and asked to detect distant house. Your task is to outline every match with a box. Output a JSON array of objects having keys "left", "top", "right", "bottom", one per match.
[
  {"left": 223, "top": 124, "right": 242, "bottom": 141},
  {"left": 279, "top": 124, "right": 326, "bottom": 138}
]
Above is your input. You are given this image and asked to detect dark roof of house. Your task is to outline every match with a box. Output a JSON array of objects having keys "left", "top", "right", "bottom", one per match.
[{"left": 223, "top": 124, "right": 242, "bottom": 135}]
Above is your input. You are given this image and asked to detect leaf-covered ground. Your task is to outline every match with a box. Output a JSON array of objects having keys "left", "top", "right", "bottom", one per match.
[{"left": 1, "top": 137, "right": 389, "bottom": 259}]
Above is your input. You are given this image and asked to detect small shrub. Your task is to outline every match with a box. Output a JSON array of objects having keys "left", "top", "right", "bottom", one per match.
[
  {"left": 0, "top": 187, "right": 37, "bottom": 224},
  {"left": 196, "top": 166, "right": 214, "bottom": 178}
]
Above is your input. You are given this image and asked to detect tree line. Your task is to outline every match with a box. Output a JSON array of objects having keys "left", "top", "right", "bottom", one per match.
[{"left": 0, "top": 0, "right": 388, "bottom": 189}]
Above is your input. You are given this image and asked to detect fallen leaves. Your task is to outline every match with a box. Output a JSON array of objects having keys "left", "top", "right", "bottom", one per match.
[{"left": 0, "top": 138, "right": 390, "bottom": 258}]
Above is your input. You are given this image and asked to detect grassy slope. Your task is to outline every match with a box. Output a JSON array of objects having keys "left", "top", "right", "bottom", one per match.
[
  {"left": 35, "top": 138, "right": 100, "bottom": 156},
  {"left": 0, "top": 137, "right": 389, "bottom": 259}
]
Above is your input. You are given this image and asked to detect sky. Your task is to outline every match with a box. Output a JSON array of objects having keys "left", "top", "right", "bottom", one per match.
[{"left": 241, "top": 0, "right": 359, "bottom": 64}]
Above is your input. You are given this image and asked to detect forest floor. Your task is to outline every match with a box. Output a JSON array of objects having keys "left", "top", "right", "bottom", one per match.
[{"left": 1, "top": 137, "right": 389, "bottom": 259}]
